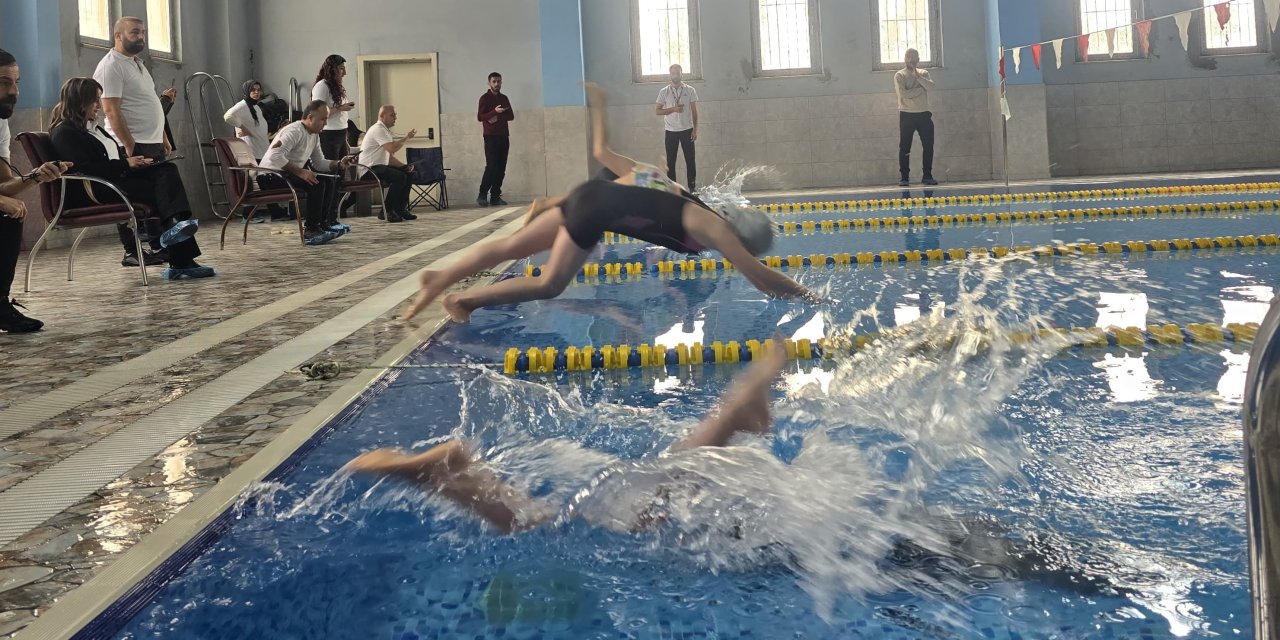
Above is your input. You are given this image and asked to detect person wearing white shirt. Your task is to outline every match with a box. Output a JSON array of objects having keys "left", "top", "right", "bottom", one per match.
[
  {"left": 312, "top": 54, "right": 355, "bottom": 161},
  {"left": 895, "top": 48, "right": 937, "bottom": 187},
  {"left": 224, "top": 80, "right": 270, "bottom": 159},
  {"left": 259, "top": 100, "right": 354, "bottom": 245},
  {"left": 358, "top": 105, "right": 418, "bottom": 223},
  {"left": 655, "top": 64, "right": 699, "bottom": 190},
  {"left": 93, "top": 17, "right": 168, "bottom": 162}
]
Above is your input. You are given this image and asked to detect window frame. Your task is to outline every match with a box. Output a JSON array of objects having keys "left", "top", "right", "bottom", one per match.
[
  {"left": 77, "top": 0, "right": 117, "bottom": 49},
  {"left": 145, "top": 0, "right": 183, "bottom": 63},
  {"left": 1199, "top": 0, "right": 1269, "bottom": 56},
  {"left": 870, "top": 0, "right": 944, "bottom": 71},
  {"left": 1075, "top": 0, "right": 1143, "bottom": 62},
  {"left": 630, "top": 0, "right": 703, "bottom": 83},
  {"left": 750, "top": 0, "right": 823, "bottom": 77}
]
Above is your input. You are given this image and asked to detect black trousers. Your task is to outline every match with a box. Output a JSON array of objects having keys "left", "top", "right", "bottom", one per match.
[
  {"left": 258, "top": 172, "right": 339, "bottom": 231},
  {"left": 0, "top": 217, "right": 20, "bottom": 300},
  {"left": 64, "top": 161, "right": 200, "bottom": 267},
  {"left": 898, "top": 111, "right": 935, "bottom": 181},
  {"left": 319, "top": 130, "right": 348, "bottom": 162},
  {"left": 664, "top": 128, "right": 696, "bottom": 190},
  {"left": 369, "top": 165, "right": 410, "bottom": 213},
  {"left": 479, "top": 135, "right": 509, "bottom": 198}
]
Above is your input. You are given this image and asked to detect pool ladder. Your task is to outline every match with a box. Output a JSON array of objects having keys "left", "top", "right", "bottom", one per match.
[{"left": 1243, "top": 296, "right": 1280, "bottom": 638}]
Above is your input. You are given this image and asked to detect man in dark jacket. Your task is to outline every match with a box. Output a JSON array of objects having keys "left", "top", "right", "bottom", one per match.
[{"left": 476, "top": 72, "right": 514, "bottom": 207}]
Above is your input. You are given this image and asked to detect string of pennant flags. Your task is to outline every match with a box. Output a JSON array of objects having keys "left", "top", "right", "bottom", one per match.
[{"left": 998, "top": 0, "right": 1277, "bottom": 78}]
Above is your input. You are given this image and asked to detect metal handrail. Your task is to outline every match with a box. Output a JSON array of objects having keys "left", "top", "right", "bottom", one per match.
[
  {"left": 220, "top": 165, "right": 305, "bottom": 248},
  {"left": 183, "top": 72, "right": 235, "bottom": 219},
  {"left": 1244, "top": 297, "right": 1280, "bottom": 639}
]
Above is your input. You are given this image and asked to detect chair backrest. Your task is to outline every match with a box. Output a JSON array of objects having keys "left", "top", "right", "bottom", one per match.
[
  {"left": 406, "top": 147, "right": 445, "bottom": 184},
  {"left": 213, "top": 137, "right": 258, "bottom": 197},
  {"left": 16, "top": 131, "right": 64, "bottom": 223}
]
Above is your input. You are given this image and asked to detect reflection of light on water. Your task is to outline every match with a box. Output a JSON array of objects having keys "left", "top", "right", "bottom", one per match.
[
  {"left": 1093, "top": 353, "right": 1159, "bottom": 403},
  {"left": 1139, "top": 580, "right": 1203, "bottom": 638},
  {"left": 786, "top": 313, "right": 825, "bottom": 343},
  {"left": 893, "top": 294, "right": 921, "bottom": 327},
  {"left": 652, "top": 375, "right": 684, "bottom": 395},
  {"left": 1215, "top": 349, "right": 1249, "bottom": 406},
  {"left": 784, "top": 368, "right": 834, "bottom": 395},
  {"left": 1095, "top": 292, "right": 1148, "bottom": 329},
  {"left": 1219, "top": 282, "right": 1273, "bottom": 327},
  {"left": 654, "top": 319, "right": 704, "bottom": 348}
]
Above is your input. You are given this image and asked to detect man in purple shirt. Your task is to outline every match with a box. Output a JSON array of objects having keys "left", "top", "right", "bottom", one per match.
[{"left": 476, "top": 72, "right": 514, "bottom": 207}]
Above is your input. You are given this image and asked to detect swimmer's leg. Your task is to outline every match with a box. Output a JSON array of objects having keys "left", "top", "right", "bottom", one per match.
[
  {"left": 346, "top": 441, "right": 554, "bottom": 534},
  {"left": 442, "top": 225, "right": 592, "bottom": 323},
  {"left": 403, "top": 208, "right": 565, "bottom": 322},
  {"left": 668, "top": 336, "right": 787, "bottom": 451}
]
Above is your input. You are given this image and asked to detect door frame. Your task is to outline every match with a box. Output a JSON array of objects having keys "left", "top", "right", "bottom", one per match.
[{"left": 356, "top": 53, "right": 442, "bottom": 148}]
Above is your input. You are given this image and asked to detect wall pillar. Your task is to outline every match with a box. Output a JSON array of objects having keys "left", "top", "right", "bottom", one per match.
[
  {"left": 997, "top": 0, "right": 1052, "bottom": 180},
  {"left": 539, "top": 0, "right": 592, "bottom": 196}
]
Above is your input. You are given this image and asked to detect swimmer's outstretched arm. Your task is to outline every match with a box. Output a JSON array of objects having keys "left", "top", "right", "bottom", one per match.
[
  {"left": 586, "top": 82, "right": 642, "bottom": 181},
  {"left": 682, "top": 205, "right": 821, "bottom": 303},
  {"left": 345, "top": 441, "right": 553, "bottom": 534},
  {"left": 669, "top": 336, "right": 787, "bottom": 451}
]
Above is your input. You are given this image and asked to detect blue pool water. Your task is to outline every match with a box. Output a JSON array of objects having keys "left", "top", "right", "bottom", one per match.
[{"left": 109, "top": 188, "right": 1273, "bottom": 639}]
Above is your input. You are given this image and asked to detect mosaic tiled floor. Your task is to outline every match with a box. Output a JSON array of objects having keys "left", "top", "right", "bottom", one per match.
[{"left": 0, "top": 206, "right": 519, "bottom": 638}]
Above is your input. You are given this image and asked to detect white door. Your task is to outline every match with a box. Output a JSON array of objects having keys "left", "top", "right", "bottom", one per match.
[{"left": 358, "top": 54, "right": 442, "bottom": 162}]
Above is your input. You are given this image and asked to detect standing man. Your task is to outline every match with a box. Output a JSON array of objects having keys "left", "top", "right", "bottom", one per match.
[
  {"left": 259, "top": 100, "right": 355, "bottom": 246},
  {"left": 359, "top": 105, "right": 418, "bottom": 223},
  {"left": 94, "top": 17, "right": 168, "bottom": 162},
  {"left": 655, "top": 64, "right": 698, "bottom": 191},
  {"left": 476, "top": 72, "right": 514, "bottom": 207},
  {"left": 0, "top": 48, "right": 69, "bottom": 332},
  {"left": 895, "top": 48, "right": 937, "bottom": 187}
]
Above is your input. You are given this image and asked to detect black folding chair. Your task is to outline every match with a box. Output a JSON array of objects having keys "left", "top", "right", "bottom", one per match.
[{"left": 406, "top": 147, "right": 449, "bottom": 211}]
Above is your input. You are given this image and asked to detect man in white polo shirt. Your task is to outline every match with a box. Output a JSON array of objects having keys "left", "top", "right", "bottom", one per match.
[
  {"left": 93, "top": 16, "right": 168, "bottom": 162},
  {"left": 259, "top": 100, "right": 354, "bottom": 245},
  {"left": 655, "top": 63, "right": 698, "bottom": 191},
  {"left": 358, "top": 105, "right": 418, "bottom": 223}
]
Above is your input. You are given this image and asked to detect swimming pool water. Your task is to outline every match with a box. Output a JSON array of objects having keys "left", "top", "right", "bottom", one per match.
[{"left": 108, "top": 191, "right": 1272, "bottom": 640}]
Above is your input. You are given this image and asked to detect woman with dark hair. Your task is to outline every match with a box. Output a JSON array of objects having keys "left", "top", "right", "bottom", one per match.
[
  {"left": 49, "top": 77, "right": 214, "bottom": 279},
  {"left": 312, "top": 55, "right": 354, "bottom": 162}
]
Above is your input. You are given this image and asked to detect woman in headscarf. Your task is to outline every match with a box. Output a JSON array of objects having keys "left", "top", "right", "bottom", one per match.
[{"left": 223, "top": 79, "right": 269, "bottom": 159}]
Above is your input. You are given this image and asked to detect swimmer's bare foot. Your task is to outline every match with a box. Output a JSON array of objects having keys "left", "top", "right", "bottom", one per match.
[
  {"left": 402, "top": 270, "right": 447, "bottom": 322},
  {"left": 344, "top": 441, "right": 470, "bottom": 482},
  {"left": 441, "top": 293, "right": 473, "bottom": 323}
]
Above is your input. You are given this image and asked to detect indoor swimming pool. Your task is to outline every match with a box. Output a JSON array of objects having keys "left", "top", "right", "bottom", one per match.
[{"left": 93, "top": 182, "right": 1276, "bottom": 639}]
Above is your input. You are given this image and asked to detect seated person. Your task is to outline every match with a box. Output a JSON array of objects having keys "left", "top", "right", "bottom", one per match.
[
  {"left": 49, "top": 77, "right": 214, "bottom": 279},
  {"left": 225, "top": 79, "right": 289, "bottom": 222},
  {"left": 357, "top": 105, "right": 417, "bottom": 223},
  {"left": 258, "top": 100, "right": 354, "bottom": 245}
]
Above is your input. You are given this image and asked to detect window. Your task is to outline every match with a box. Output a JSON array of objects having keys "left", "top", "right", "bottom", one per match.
[
  {"left": 752, "top": 0, "right": 821, "bottom": 76},
  {"left": 146, "top": 0, "right": 180, "bottom": 61},
  {"left": 78, "top": 0, "right": 113, "bottom": 46},
  {"left": 1077, "top": 0, "right": 1139, "bottom": 60},
  {"left": 871, "top": 0, "right": 942, "bottom": 70},
  {"left": 1202, "top": 0, "right": 1268, "bottom": 53},
  {"left": 631, "top": 0, "right": 701, "bottom": 82}
]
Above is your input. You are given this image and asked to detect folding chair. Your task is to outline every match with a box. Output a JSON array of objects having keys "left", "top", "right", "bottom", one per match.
[
  {"left": 16, "top": 131, "right": 151, "bottom": 291},
  {"left": 406, "top": 147, "right": 449, "bottom": 211}
]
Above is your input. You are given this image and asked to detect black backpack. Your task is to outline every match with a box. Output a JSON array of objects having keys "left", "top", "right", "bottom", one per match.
[{"left": 257, "top": 94, "right": 290, "bottom": 134}]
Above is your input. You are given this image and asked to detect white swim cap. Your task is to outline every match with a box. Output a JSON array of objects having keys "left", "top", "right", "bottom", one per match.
[{"left": 718, "top": 204, "right": 775, "bottom": 256}]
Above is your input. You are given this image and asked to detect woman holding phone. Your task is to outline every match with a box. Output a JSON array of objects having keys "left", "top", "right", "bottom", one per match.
[{"left": 312, "top": 54, "right": 357, "bottom": 217}]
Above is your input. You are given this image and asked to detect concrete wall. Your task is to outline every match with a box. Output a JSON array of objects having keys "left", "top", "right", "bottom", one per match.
[
  {"left": 1040, "top": 1, "right": 1280, "bottom": 176},
  {"left": 583, "top": 0, "right": 999, "bottom": 188},
  {"left": 254, "top": 0, "right": 549, "bottom": 202}
]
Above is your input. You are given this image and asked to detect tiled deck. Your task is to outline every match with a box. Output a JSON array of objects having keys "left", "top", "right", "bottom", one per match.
[{"left": 0, "top": 205, "right": 520, "bottom": 638}]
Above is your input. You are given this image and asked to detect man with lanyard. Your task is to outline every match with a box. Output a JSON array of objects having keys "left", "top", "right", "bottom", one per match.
[
  {"left": 655, "top": 64, "right": 698, "bottom": 191},
  {"left": 0, "top": 48, "right": 70, "bottom": 332}
]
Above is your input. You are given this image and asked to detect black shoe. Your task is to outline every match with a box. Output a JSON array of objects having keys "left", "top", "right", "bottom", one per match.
[
  {"left": 476, "top": 196, "right": 490, "bottom": 208},
  {"left": 397, "top": 210, "right": 418, "bottom": 221},
  {"left": 898, "top": 179, "right": 910, "bottom": 187},
  {"left": 0, "top": 298, "right": 43, "bottom": 333},
  {"left": 383, "top": 211, "right": 404, "bottom": 223},
  {"left": 922, "top": 177, "right": 938, "bottom": 186},
  {"left": 489, "top": 196, "right": 508, "bottom": 206},
  {"left": 121, "top": 251, "right": 167, "bottom": 267}
]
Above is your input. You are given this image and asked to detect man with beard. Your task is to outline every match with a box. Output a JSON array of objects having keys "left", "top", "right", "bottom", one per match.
[{"left": 0, "top": 48, "right": 70, "bottom": 332}]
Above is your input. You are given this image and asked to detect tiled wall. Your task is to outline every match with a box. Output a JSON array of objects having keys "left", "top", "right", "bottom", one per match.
[
  {"left": 1046, "top": 75, "right": 1280, "bottom": 177},
  {"left": 598, "top": 89, "right": 997, "bottom": 191},
  {"left": 440, "top": 109, "right": 548, "bottom": 203}
]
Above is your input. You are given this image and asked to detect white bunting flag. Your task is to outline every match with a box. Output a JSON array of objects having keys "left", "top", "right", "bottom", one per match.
[
  {"left": 1052, "top": 39, "right": 1064, "bottom": 69},
  {"left": 1267, "top": 0, "right": 1280, "bottom": 33},
  {"left": 1013, "top": 47, "right": 1023, "bottom": 74},
  {"left": 1174, "top": 11, "right": 1192, "bottom": 52},
  {"left": 1105, "top": 28, "right": 1117, "bottom": 57}
]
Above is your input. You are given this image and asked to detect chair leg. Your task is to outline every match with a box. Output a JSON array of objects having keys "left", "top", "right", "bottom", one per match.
[
  {"left": 127, "top": 217, "right": 149, "bottom": 287},
  {"left": 220, "top": 208, "right": 236, "bottom": 250},
  {"left": 22, "top": 225, "right": 54, "bottom": 293},
  {"left": 294, "top": 195, "right": 306, "bottom": 246},
  {"left": 242, "top": 206, "right": 257, "bottom": 245},
  {"left": 67, "top": 228, "right": 90, "bottom": 282},
  {"left": 441, "top": 180, "right": 449, "bottom": 210}
]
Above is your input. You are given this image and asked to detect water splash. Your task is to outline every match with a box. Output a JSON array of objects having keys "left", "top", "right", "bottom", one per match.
[{"left": 696, "top": 163, "right": 779, "bottom": 210}]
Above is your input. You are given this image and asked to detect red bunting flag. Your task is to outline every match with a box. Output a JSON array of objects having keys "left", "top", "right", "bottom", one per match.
[
  {"left": 1031, "top": 43, "right": 1042, "bottom": 69},
  {"left": 1215, "top": 2, "right": 1232, "bottom": 29},
  {"left": 1136, "top": 20, "right": 1153, "bottom": 57},
  {"left": 1078, "top": 34, "right": 1091, "bottom": 62},
  {"left": 998, "top": 52, "right": 1006, "bottom": 80}
]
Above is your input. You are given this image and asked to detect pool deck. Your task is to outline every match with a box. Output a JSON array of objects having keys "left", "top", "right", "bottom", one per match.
[{"left": 0, "top": 168, "right": 1276, "bottom": 639}]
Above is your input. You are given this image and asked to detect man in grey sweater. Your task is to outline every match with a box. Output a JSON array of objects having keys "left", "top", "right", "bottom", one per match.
[{"left": 895, "top": 48, "right": 937, "bottom": 187}]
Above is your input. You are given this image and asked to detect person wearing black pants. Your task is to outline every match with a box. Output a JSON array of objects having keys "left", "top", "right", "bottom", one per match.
[
  {"left": 258, "top": 100, "right": 354, "bottom": 245},
  {"left": 476, "top": 72, "right": 514, "bottom": 207},
  {"left": 894, "top": 48, "right": 937, "bottom": 187},
  {"left": 257, "top": 172, "right": 338, "bottom": 233},
  {"left": 655, "top": 64, "right": 698, "bottom": 191},
  {"left": 664, "top": 128, "right": 695, "bottom": 190}
]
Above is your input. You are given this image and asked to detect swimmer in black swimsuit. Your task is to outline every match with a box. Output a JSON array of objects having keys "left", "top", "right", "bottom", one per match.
[
  {"left": 346, "top": 336, "right": 790, "bottom": 533},
  {"left": 402, "top": 84, "right": 815, "bottom": 323}
]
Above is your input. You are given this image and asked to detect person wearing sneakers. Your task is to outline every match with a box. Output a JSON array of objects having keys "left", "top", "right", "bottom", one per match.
[
  {"left": 50, "top": 78, "right": 214, "bottom": 281},
  {"left": 895, "top": 48, "right": 937, "bottom": 187},
  {"left": 259, "top": 100, "right": 355, "bottom": 245},
  {"left": 0, "top": 48, "right": 70, "bottom": 332},
  {"left": 358, "top": 105, "right": 417, "bottom": 223},
  {"left": 476, "top": 72, "right": 513, "bottom": 207}
]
